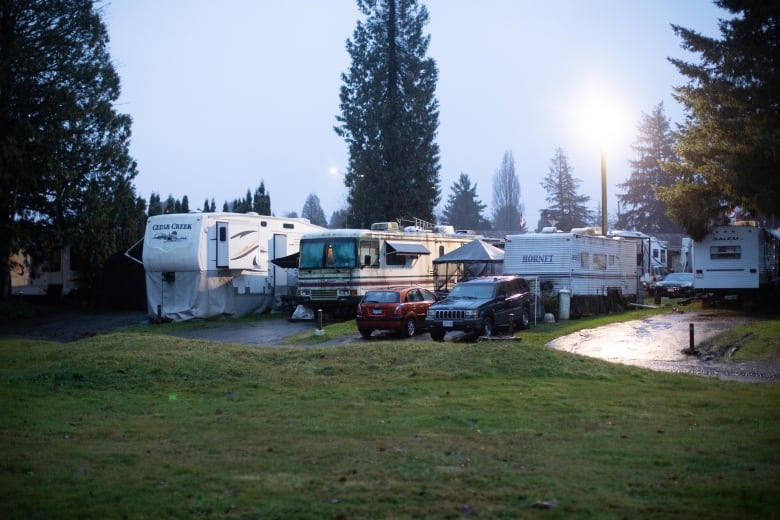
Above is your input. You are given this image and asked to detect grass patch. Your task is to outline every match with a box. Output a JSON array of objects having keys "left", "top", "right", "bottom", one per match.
[
  {"left": 1, "top": 308, "right": 779, "bottom": 519},
  {"left": 700, "top": 319, "right": 780, "bottom": 361}
]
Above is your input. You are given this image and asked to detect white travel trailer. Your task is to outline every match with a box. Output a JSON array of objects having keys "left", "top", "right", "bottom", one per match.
[
  {"left": 503, "top": 229, "right": 638, "bottom": 300},
  {"left": 609, "top": 230, "right": 669, "bottom": 286},
  {"left": 294, "top": 222, "right": 480, "bottom": 316},
  {"left": 9, "top": 245, "right": 80, "bottom": 297},
  {"left": 693, "top": 224, "right": 780, "bottom": 296},
  {"left": 142, "top": 212, "right": 324, "bottom": 321}
]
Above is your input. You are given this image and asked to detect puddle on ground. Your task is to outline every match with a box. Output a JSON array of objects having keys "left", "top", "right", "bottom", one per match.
[{"left": 547, "top": 311, "right": 780, "bottom": 383}]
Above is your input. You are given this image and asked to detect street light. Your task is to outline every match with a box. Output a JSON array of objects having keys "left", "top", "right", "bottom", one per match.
[{"left": 577, "top": 84, "right": 628, "bottom": 237}]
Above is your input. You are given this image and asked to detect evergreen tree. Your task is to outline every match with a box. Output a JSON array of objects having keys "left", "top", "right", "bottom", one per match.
[
  {"left": 0, "top": 0, "right": 140, "bottom": 296},
  {"left": 616, "top": 103, "right": 681, "bottom": 234},
  {"left": 148, "top": 193, "right": 163, "bottom": 216},
  {"left": 163, "top": 194, "right": 176, "bottom": 214},
  {"left": 335, "top": 0, "right": 441, "bottom": 227},
  {"left": 202, "top": 198, "right": 211, "bottom": 213},
  {"left": 442, "top": 173, "right": 490, "bottom": 230},
  {"left": 180, "top": 195, "right": 189, "bottom": 213},
  {"left": 301, "top": 193, "right": 328, "bottom": 227},
  {"left": 660, "top": 1, "right": 780, "bottom": 239},
  {"left": 329, "top": 208, "right": 349, "bottom": 229},
  {"left": 210, "top": 198, "right": 216, "bottom": 212},
  {"left": 540, "top": 148, "right": 591, "bottom": 232},
  {"left": 252, "top": 182, "right": 271, "bottom": 214},
  {"left": 222, "top": 201, "right": 230, "bottom": 212},
  {"left": 491, "top": 151, "right": 525, "bottom": 232}
]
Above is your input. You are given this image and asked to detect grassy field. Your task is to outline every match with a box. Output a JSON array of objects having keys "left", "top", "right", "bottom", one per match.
[{"left": 1, "top": 306, "right": 779, "bottom": 519}]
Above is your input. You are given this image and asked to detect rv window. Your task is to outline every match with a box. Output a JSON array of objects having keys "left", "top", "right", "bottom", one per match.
[
  {"left": 283, "top": 223, "right": 294, "bottom": 229},
  {"left": 580, "top": 252, "right": 589, "bottom": 268},
  {"left": 359, "top": 239, "right": 379, "bottom": 268},
  {"left": 299, "top": 237, "right": 358, "bottom": 268},
  {"left": 593, "top": 253, "right": 607, "bottom": 270},
  {"left": 710, "top": 245, "right": 741, "bottom": 260},
  {"left": 219, "top": 227, "right": 227, "bottom": 241}
]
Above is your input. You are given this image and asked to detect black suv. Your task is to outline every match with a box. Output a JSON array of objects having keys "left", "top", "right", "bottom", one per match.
[{"left": 426, "top": 275, "right": 534, "bottom": 341}]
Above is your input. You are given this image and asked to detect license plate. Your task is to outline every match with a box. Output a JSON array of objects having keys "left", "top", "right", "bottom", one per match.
[
  {"left": 372, "top": 309, "right": 383, "bottom": 315},
  {"left": 443, "top": 320, "right": 453, "bottom": 327}
]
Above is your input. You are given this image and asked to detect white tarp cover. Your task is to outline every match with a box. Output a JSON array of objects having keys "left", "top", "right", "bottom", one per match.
[{"left": 145, "top": 271, "right": 272, "bottom": 322}]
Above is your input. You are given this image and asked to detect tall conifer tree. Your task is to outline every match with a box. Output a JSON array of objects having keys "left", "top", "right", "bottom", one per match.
[
  {"left": 0, "top": 0, "right": 142, "bottom": 295},
  {"left": 540, "top": 148, "right": 591, "bottom": 232},
  {"left": 617, "top": 103, "right": 681, "bottom": 234},
  {"left": 336, "top": 0, "right": 441, "bottom": 227},
  {"left": 661, "top": 0, "right": 779, "bottom": 238}
]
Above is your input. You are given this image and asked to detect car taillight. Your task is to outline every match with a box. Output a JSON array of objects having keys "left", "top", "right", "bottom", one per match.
[{"left": 393, "top": 305, "right": 403, "bottom": 316}]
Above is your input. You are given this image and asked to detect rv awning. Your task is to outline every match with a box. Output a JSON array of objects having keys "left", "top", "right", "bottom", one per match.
[
  {"left": 386, "top": 241, "right": 430, "bottom": 256},
  {"left": 270, "top": 252, "right": 299, "bottom": 269}
]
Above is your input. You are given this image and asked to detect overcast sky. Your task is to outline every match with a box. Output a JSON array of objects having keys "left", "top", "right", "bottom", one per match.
[{"left": 103, "top": 0, "right": 725, "bottom": 229}]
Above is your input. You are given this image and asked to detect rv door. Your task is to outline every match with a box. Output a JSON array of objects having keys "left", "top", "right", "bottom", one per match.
[{"left": 216, "top": 221, "right": 229, "bottom": 268}]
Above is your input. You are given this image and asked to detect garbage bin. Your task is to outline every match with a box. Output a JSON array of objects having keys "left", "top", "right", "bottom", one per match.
[{"left": 558, "top": 289, "right": 571, "bottom": 320}]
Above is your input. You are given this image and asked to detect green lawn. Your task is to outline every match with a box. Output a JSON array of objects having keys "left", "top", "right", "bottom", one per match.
[{"left": 1, "top": 307, "right": 778, "bottom": 519}]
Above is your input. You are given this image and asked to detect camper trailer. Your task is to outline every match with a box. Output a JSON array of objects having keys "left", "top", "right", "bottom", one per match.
[
  {"left": 142, "top": 212, "right": 324, "bottom": 321},
  {"left": 609, "top": 230, "right": 669, "bottom": 287},
  {"left": 294, "top": 222, "right": 480, "bottom": 316},
  {"left": 693, "top": 224, "right": 780, "bottom": 297},
  {"left": 10, "top": 245, "right": 80, "bottom": 297},
  {"left": 503, "top": 229, "right": 638, "bottom": 311}
]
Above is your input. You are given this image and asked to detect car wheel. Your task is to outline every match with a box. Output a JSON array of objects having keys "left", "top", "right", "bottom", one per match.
[
  {"left": 403, "top": 317, "right": 416, "bottom": 338},
  {"left": 430, "top": 328, "right": 445, "bottom": 342},
  {"left": 358, "top": 328, "right": 373, "bottom": 338},
  {"left": 520, "top": 304, "right": 531, "bottom": 329},
  {"left": 481, "top": 316, "right": 494, "bottom": 337}
]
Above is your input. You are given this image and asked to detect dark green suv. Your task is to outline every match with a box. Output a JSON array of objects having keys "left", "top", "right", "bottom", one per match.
[{"left": 426, "top": 275, "right": 534, "bottom": 341}]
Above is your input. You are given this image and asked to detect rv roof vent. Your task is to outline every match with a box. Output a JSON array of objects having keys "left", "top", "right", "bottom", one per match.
[
  {"left": 541, "top": 226, "right": 558, "bottom": 233},
  {"left": 434, "top": 225, "right": 455, "bottom": 234},
  {"left": 371, "top": 221, "right": 400, "bottom": 231},
  {"left": 571, "top": 227, "right": 601, "bottom": 236}
]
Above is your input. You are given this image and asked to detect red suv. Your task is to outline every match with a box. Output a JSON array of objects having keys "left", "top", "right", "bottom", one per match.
[{"left": 356, "top": 286, "right": 439, "bottom": 338}]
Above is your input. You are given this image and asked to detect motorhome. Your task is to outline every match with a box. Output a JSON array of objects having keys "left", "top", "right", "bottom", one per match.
[
  {"left": 294, "top": 222, "right": 481, "bottom": 316},
  {"left": 693, "top": 224, "right": 780, "bottom": 297},
  {"left": 503, "top": 228, "right": 638, "bottom": 305},
  {"left": 140, "top": 212, "right": 324, "bottom": 321},
  {"left": 9, "top": 245, "right": 80, "bottom": 297}
]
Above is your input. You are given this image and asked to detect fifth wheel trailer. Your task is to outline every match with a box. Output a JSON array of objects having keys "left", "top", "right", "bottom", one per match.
[{"left": 141, "top": 212, "right": 324, "bottom": 321}]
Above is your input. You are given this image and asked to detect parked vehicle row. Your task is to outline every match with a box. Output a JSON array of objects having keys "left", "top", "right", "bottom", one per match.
[{"left": 355, "top": 275, "right": 535, "bottom": 341}]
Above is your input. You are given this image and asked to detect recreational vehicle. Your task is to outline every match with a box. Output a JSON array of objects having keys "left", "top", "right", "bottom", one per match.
[
  {"left": 609, "top": 230, "right": 669, "bottom": 287},
  {"left": 693, "top": 224, "right": 780, "bottom": 298},
  {"left": 9, "top": 245, "right": 80, "bottom": 297},
  {"left": 503, "top": 229, "right": 638, "bottom": 314},
  {"left": 141, "top": 212, "right": 324, "bottom": 321},
  {"left": 294, "top": 222, "right": 481, "bottom": 316}
]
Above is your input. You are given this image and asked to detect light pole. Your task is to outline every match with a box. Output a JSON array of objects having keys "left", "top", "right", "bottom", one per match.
[{"left": 601, "top": 146, "right": 607, "bottom": 236}]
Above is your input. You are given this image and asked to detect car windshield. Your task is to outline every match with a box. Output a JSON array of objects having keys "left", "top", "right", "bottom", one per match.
[
  {"left": 449, "top": 283, "right": 495, "bottom": 299},
  {"left": 665, "top": 273, "right": 692, "bottom": 282},
  {"left": 362, "top": 291, "right": 400, "bottom": 303}
]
